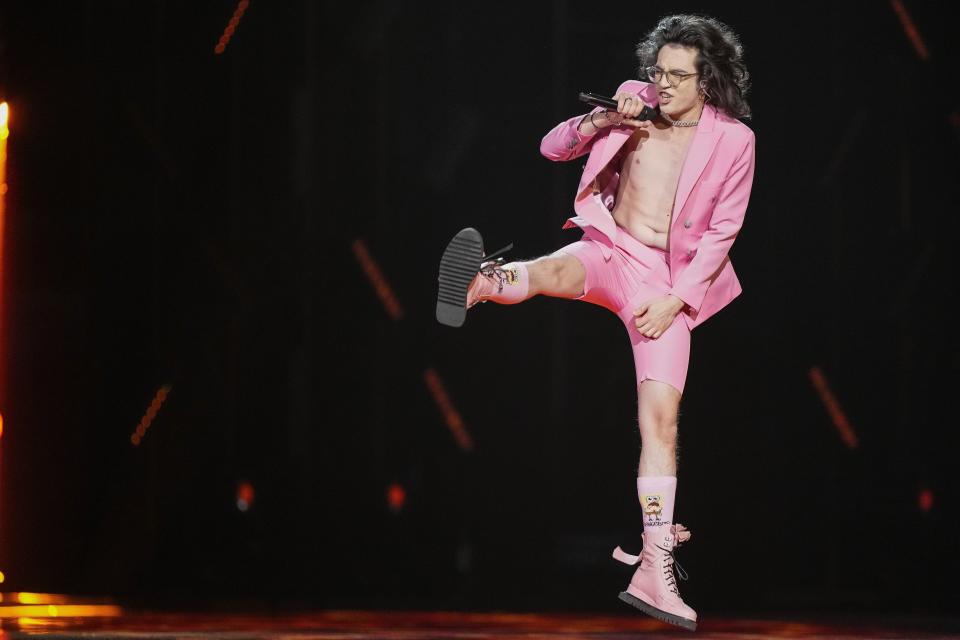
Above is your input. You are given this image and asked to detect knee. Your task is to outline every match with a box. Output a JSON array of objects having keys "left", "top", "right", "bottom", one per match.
[
  {"left": 531, "top": 255, "right": 581, "bottom": 295},
  {"left": 638, "top": 409, "right": 678, "bottom": 448},
  {"left": 637, "top": 380, "right": 681, "bottom": 448}
]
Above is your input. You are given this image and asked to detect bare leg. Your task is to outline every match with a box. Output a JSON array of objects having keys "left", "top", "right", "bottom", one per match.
[
  {"left": 637, "top": 379, "right": 681, "bottom": 476},
  {"left": 466, "top": 247, "right": 588, "bottom": 309},
  {"left": 506, "top": 250, "right": 587, "bottom": 300}
]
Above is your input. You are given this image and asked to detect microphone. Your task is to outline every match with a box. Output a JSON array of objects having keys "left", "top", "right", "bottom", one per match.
[{"left": 579, "top": 92, "right": 660, "bottom": 121}]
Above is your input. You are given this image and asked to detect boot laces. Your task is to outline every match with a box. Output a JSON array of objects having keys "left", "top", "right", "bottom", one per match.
[
  {"left": 654, "top": 542, "right": 688, "bottom": 594},
  {"left": 479, "top": 258, "right": 509, "bottom": 294}
]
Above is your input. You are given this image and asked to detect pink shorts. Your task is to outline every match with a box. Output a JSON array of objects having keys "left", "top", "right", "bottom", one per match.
[{"left": 557, "top": 224, "right": 691, "bottom": 396}]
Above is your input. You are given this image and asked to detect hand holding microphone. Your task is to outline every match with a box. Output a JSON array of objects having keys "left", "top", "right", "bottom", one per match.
[{"left": 579, "top": 91, "right": 658, "bottom": 130}]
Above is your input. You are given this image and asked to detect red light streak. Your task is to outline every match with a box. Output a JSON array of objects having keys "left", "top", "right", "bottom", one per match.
[
  {"left": 423, "top": 368, "right": 473, "bottom": 451},
  {"left": 808, "top": 366, "right": 858, "bottom": 449},
  {"left": 351, "top": 238, "right": 404, "bottom": 321},
  {"left": 889, "top": 0, "right": 930, "bottom": 61},
  {"left": 130, "top": 385, "right": 172, "bottom": 446},
  {"left": 214, "top": 0, "right": 250, "bottom": 55}
]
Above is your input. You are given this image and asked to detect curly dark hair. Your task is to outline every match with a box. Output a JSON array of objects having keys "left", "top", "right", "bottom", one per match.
[{"left": 635, "top": 14, "right": 751, "bottom": 119}]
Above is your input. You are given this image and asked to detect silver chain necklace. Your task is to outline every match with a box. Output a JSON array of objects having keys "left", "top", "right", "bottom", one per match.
[{"left": 661, "top": 111, "right": 699, "bottom": 127}]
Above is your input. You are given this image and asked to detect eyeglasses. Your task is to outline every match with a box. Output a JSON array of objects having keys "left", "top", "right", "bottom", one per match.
[{"left": 644, "top": 65, "right": 699, "bottom": 88}]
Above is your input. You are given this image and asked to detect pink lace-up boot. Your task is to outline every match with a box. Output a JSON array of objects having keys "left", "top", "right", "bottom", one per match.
[
  {"left": 436, "top": 227, "right": 521, "bottom": 327},
  {"left": 613, "top": 523, "right": 697, "bottom": 631}
]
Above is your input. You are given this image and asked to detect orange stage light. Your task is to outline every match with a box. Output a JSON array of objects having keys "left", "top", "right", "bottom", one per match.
[
  {"left": 130, "top": 385, "right": 172, "bottom": 446},
  {"left": 808, "top": 366, "right": 859, "bottom": 449},
  {"left": 889, "top": 0, "right": 930, "bottom": 61},
  {"left": 12, "top": 593, "right": 82, "bottom": 605},
  {"left": 0, "top": 102, "right": 8, "bottom": 582},
  {"left": 214, "top": 0, "right": 250, "bottom": 55},
  {"left": 0, "top": 605, "right": 122, "bottom": 619},
  {"left": 236, "top": 481, "right": 255, "bottom": 512},
  {"left": 351, "top": 238, "right": 404, "bottom": 321},
  {"left": 386, "top": 483, "right": 406, "bottom": 513},
  {"left": 0, "top": 101, "right": 8, "bottom": 378},
  {"left": 0, "top": 592, "right": 122, "bottom": 620},
  {"left": 423, "top": 368, "right": 473, "bottom": 451}
]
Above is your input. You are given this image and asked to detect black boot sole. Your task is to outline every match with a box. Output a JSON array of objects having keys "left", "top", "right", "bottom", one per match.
[
  {"left": 436, "top": 227, "right": 485, "bottom": 328},
  {"left": 618, "top": 591, "right": 697, "bottom": 631}
]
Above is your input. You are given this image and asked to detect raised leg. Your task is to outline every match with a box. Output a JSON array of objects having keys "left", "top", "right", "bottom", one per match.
[
  {"left": 467, "top": 249, "right": 587, "bottom": 307},
  {"left": 437, "top": 227, "right": 595, "bottom": 326},
  {"left": 517, "top": 250, "right": 587, "bottom": 299}
]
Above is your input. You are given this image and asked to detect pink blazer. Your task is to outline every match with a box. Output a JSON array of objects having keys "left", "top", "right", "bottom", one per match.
[{"left": 540, "top": 79, "right": 756, "bottom": 331}]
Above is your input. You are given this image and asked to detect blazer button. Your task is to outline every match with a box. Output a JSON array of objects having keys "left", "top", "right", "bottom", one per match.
[{"left": 683, "top": 220, "right": 691, "bottom": 228}]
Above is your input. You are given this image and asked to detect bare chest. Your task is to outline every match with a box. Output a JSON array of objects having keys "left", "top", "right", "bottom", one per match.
[{"left": 619, "top": 126, "right": 694, "bottom": 192}]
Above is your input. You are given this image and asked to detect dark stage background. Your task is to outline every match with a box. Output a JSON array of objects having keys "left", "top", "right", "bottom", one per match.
[{"left": 0, "top": 0, "right": 957, "bottom": 616}]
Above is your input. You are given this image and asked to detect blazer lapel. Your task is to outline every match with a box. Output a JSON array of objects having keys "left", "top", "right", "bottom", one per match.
[
  {"left": 577, "top": 82, "right": 660, "bottom": 197},
  {"left": 570, "top": 126, "right": 634, "bottom": 258},
  {"left": 588, "top": 127, "right": 632, "bottom": 188},
  {"left": 671, "top": 103, "right": 723, "bottom": 221}
]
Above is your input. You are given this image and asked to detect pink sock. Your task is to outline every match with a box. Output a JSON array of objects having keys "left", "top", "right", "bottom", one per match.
[
  {"left": 637, "top": 475, "right": 676, "bottom": 531},
  {"left": 487, "top": 261, "right": 529, "bottom": 304}
]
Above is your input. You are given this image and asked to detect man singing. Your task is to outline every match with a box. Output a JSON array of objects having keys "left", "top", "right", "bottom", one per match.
[{"left": 436, "top": 14, "right": 755, "bottom": 631}]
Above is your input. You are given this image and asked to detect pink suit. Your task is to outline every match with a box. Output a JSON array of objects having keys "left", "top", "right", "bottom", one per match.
[
  {"left": 539, "top": 80, "right": 756, "bottom": 394},
  {"left": 540, "top": 79, "right": 757, "bottom": 331}
]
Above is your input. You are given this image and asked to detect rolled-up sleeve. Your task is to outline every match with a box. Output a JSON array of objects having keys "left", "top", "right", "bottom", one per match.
[{"left": 539, "top": 105, "right": 606, "bottom": 162}]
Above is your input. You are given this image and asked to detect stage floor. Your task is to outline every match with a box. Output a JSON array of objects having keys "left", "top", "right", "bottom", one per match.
[{"left": 1, "top": 610, "right": 960, "bottom": 639}]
